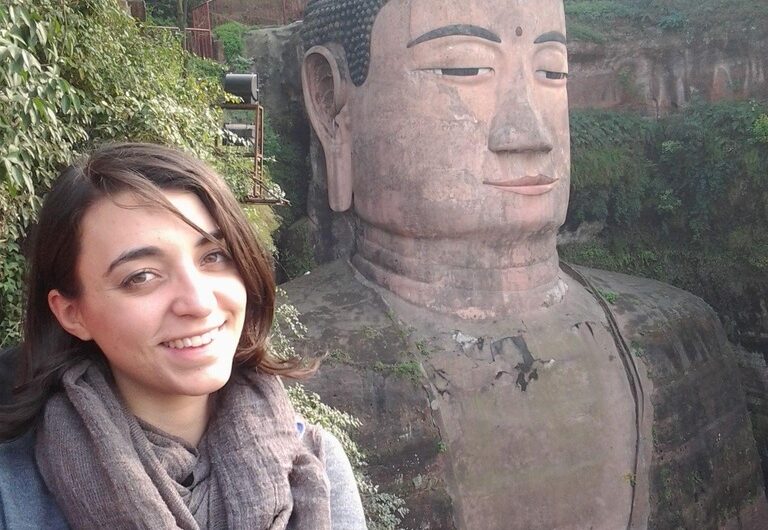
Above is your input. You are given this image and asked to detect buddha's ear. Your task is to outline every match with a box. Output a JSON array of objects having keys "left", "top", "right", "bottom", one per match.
[{"left": 301, "top": 45, "right": 352, "bottom": 212}]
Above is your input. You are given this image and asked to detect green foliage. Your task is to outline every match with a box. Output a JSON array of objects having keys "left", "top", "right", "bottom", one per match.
[
  {"left": 568, "top": 110, "right": 656, "bottom": 228},
  {"left": 657, "top": 11, "right": 687, "bottom": 30},
  {"left": 0, "top": 0, "right": 280, "bottom": 346},
  {"left": 144, "top": 0, "right": 176, "bottom": 27},
  {"left": 287, "top": 384, "right": 408, "bottom": 530},
  {"left": 565, "top": 1, "right": 641, "bottom": 22},
  {"left": 263, "top": 115, "right": 306, "bottom": 212},
  {"left": 564, "top": 101, "right": 768, "bottom": 336},
  {"left": 211, "top": 22, "right": 253, "bottom": 73},
  {"left": 753, "top": 114, "right": 768, "bottom": 144},
  {"left": 186, "top": 54, "right": 226, "bottom": 82},
  {"left": 212, "top": 21, "right": 245, "bottom": 63},
  {"left": 227, "top": 55, "right": 254, "bottom": 74},
  {"left": 373, "top": 360, "right": 423, "bottom": 383},
  {"left": 564, "top": 0, "right": 768, "bottom": 41},
  {"left": 0, "top": 242, "right": 24, "bottom": 344},
  {"left": 263, "top": 114, "right": 313, "bottom": 281},
  {"left": 566, "top": 21, "right": 607, "bottom": 43},
  {"left": 596, "top": 288, "right": 619, "bottom": 304}
]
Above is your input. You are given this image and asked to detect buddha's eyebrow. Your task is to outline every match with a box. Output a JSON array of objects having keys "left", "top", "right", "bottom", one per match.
[
  {"left": 407, "top": 24, "right": 501, "bottom": 48},
  {"left": 534, "top": 31, "right": 567, "bottom": 45}
]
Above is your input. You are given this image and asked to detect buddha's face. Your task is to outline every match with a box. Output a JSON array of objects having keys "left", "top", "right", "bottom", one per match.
[{"left": 346, "top": 0, "right": 570, "bottom": 242}]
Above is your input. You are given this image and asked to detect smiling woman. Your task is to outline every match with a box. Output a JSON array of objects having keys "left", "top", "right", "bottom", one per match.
[{"left": 0, "top": 143, "right": 366, "bottom": 529}]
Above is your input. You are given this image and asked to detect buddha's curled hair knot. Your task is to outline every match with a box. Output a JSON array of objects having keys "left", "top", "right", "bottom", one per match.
[{"left": 302, "top": 0, "right": 391, "bottom": 86}]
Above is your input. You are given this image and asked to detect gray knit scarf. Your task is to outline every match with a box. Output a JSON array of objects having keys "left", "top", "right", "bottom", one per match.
[{"left": 35, "top": 361, "right": 331, "bottom": 529}]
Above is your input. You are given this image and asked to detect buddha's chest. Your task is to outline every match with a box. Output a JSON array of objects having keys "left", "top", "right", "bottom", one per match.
[{"left": 419, "top": 317, "right": 637, "bottom": 529}]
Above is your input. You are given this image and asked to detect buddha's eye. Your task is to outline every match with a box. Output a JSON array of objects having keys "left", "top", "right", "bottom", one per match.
[
  {"left": 535, "top": 70, "right": 568, "bottom": 82},
  {"left": 424, "top": 67, "right": 493, "bottom": 77},
  {"left": 545, "top": 71, "right": 568, "bottom": 80}
]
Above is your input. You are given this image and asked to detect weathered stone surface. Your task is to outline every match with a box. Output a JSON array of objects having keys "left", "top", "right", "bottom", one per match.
[
  {"left": 242, "top": 23, "right": 768, "bottom": 272},
  {"left": 580, "top": 267, "right": 768, "bottom": 529},
  {"left": 267, "top": 4, "right": 768, "bottom": 526},
  {"left": 568, "top": 36, "right": 768, "bottom": 115},
  {"left": 283, "top": 261, "right": 768, "bottom": 529},
  {"left": 735, "top": 345, "right": 768, "bottom": 498},
  {"left": 243, "top": 22, "right": 307, "bottom": 135}
]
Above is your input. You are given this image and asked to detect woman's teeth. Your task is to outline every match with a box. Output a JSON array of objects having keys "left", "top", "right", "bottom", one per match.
[{"left": 164, "top": 327, "right": 220, "bottom": 349}]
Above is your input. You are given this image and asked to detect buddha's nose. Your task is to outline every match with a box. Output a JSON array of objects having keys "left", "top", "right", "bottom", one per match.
[{"left": 488, "top": 83, "right": 554, "bottom": 154}]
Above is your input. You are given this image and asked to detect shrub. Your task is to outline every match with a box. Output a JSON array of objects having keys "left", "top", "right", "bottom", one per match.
[
  {"left": 657, "top": 11, "right": 687, "bottom": 30},
  {"left": 212, "top": 21, "right": 246, "bottom": 63}
]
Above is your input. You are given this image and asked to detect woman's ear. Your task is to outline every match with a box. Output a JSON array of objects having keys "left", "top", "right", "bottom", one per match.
[
  {"left": 301, "top": 45, "right": 353, "bottom": 212},
  {"left": 48, "top": 290, "right": 92, "bottom": 341}
]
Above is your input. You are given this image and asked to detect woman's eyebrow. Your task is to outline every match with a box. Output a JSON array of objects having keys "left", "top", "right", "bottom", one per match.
[
  {"left": 407, "top": 24, "right": 502, "bottom": 48},
  {"left": 196, "top": 229, "right": 225, "bottom": 247},
  {"left": 105, "top": 231, "right": 224, "bottom": 276},
  {"left": 534, "top": 31, "right": 567, "bottom": 45},
  {"left": 105, "top": 247, "right": 162, "bottom": 276}
]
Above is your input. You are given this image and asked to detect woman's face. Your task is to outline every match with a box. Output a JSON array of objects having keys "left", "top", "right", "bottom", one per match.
[{"left": 49, "top": 190, "right": 247, "bottom": 410}]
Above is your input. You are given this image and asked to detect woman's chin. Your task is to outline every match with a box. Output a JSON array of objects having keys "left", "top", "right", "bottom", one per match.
[{"left": 164, "top": 362, "right": 235, "bottom": 398}]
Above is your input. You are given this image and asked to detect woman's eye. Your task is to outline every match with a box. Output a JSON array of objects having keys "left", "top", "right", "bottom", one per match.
[
  {"left": 202, "top": 249, "right": 231, "bottom": 265},
  {"left": 424, "top": 67, "right": 492, "bottom": 77},
  {"left": 120, "top": 270, "right": 157, "bottom": 289}
]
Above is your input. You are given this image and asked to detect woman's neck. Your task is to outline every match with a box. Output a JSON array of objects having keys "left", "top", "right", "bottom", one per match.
[
  {"left": 352, "top": 223, "right": 566, "bottom": 319},
  {"left": 115, "top": 379, "right": 211, "bottom": 446}
]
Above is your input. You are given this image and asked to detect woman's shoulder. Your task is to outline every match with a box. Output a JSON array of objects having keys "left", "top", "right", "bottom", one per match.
[
  {"left": 295, "top": 418, "right": 349, "bottom": 466},
  {"left": 0, "top": 430, "right": 69, "bottom": 529},
  {"left": 0, "top": 429, "right": 37, "bottom": 480},
  {"left": 296, "top": 419, "right": 368, "bottom": 530}
]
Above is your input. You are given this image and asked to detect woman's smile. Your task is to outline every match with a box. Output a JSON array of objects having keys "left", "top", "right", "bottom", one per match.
[{"left": 162, "top": 323, "right": 225, "bottom": 349}]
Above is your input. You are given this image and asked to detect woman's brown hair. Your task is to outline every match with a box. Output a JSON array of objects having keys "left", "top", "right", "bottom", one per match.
[{"left": 0, "top": 143, "right": 310, "bottom": 440}]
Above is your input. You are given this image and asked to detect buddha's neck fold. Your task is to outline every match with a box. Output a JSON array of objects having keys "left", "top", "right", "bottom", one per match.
[{"left": 351, "top": 223, "right": 567, "bottom": 319}]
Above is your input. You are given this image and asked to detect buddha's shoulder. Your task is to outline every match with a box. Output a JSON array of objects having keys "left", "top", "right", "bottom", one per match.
[
  {"left": 280, "top": 259, "right": 390, "bottom": 318},
  {"left": 570, "top": 265, "right": 733, "bottom": 367},
  {"left": 572, "top": 265, "right": 721, "bottom": 329}
]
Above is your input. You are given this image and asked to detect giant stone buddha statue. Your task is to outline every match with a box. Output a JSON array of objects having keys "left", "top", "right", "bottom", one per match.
[{"left": 281, "top": 0, "right": 768, "bottom": 527}]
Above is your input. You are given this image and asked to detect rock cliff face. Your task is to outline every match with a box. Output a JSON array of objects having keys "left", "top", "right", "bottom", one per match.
[
  {"left": 243, "top": 21, "right": 305, "bottom": 132},
  {"left": 568, "top": 35, "right": 768, "bottom": 115}
]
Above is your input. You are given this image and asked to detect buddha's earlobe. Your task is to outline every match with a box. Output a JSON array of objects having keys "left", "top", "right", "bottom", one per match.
[{"left": 302, "top": 45, "right": 352, "bottom": 212}]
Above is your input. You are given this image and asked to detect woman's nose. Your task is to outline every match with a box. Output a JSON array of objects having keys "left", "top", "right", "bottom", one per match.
[{"left": 171, "top": 267, "right": 216, "bottom": 317}]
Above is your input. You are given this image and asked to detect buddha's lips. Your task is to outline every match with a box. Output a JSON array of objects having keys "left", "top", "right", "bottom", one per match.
[
  {"left": 483, "top": 175, "right": 558, "bottom": 187},
  {"left": 482, "top": 175, "right": 559, "bottom": 195}
]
